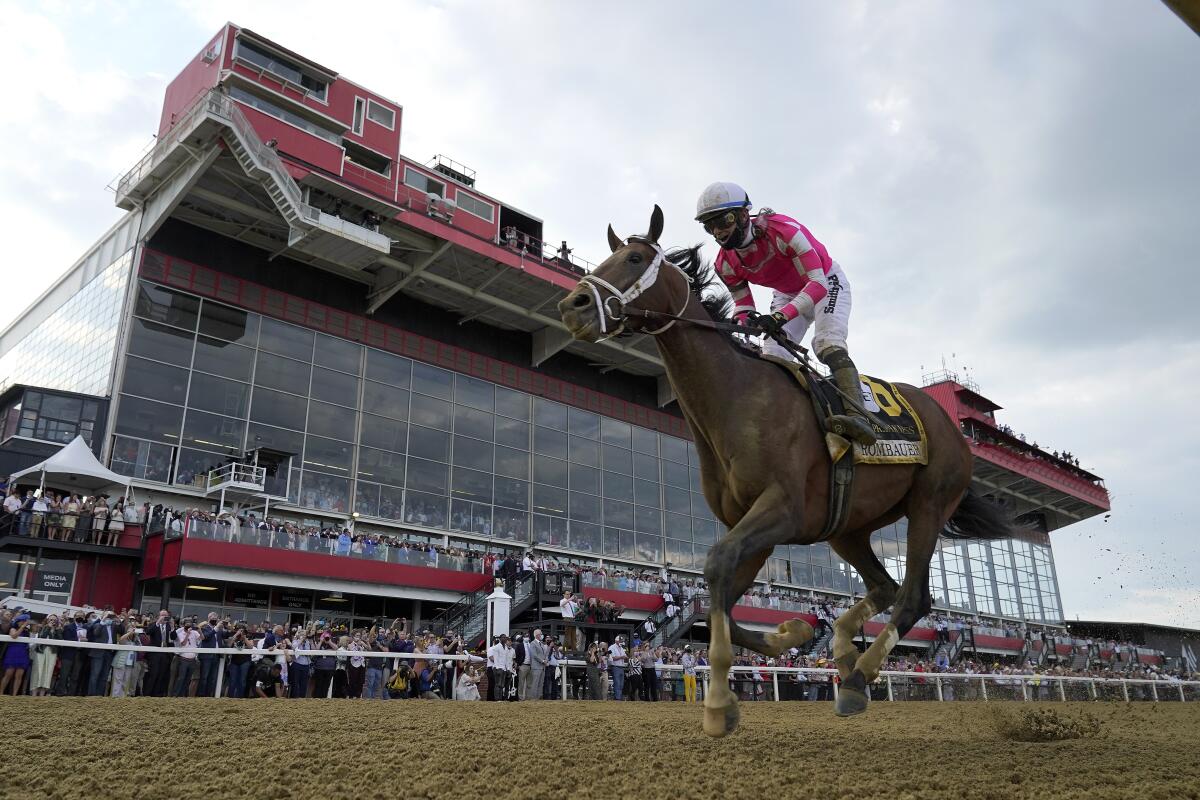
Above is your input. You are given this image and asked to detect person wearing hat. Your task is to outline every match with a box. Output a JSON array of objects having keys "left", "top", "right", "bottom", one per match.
[{"left": 681, "top": 645, "right": 698, "bottom": 703}]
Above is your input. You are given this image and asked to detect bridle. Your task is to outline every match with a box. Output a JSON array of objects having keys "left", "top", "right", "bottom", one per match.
[{"left": 576, "top": 236, "right": 691, "bottom": 341}]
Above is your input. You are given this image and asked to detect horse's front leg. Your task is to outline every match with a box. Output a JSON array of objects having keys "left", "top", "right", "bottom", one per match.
[{"left": 703, "top": 488, "right": 796, "bottom": 738}]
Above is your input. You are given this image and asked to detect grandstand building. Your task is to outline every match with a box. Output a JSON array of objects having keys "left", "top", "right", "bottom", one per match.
[{"left": 0, "top": 25, "right": 1110, "bottom": 645}]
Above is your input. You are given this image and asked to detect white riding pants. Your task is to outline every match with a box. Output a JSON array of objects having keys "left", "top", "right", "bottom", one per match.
[{"left": 762, "top": 260, "right": 852, "bottom": 360}]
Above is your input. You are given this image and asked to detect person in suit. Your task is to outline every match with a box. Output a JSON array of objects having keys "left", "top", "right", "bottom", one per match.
[
  {"left": 528, "top": 629, "right": 548, "bottom": 702},
  {"left": 145, "top": 610, "right": 175, "bottom": 697},
  {"left": 513, "top": 634, "right": 530, "bottom": 700},
  {"left": 54, "top": 613, "right": 87, "bottom": 696},
  {"left": 86, "top": 611, "right": 126, "bottom": 696}
]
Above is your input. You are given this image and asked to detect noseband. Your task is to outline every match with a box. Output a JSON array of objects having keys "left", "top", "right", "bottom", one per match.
[{"left": 576, "top": 236, "right": 691, "bottom": 341}]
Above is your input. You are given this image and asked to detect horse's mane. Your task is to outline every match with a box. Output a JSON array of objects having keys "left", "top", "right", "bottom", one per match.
[{"left": 664, "top": 245, "right": 734, "bottom": 323}]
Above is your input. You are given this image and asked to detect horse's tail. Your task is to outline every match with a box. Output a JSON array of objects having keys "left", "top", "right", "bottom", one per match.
[{"left": 942, "top": 489, "right": 1015, "bottom": 540}]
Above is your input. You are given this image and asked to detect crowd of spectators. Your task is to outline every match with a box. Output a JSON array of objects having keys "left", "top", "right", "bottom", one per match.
[
  {"left": 961, "top": 420, "right": 1100, "bottom": 484},
  {"left": 2, "top": 488, "right": 144, "bottom": 545}
]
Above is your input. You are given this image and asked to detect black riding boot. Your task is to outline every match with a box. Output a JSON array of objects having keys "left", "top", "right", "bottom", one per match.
[{"left": 818, "top": 347, "right": 877, "bottom": 446}]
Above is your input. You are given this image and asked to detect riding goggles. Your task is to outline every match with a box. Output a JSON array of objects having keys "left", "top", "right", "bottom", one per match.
[{"left": 701, "top": 211, "right": 738, "bottom": 234}]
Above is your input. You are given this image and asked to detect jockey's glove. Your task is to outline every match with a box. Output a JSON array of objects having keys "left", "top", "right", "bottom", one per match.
[{"left": 746, "top": 311, "right": 789, "bottom": 336}]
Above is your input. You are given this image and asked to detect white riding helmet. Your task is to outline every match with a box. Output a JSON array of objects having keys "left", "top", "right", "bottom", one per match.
[{"left": 695, "top": 181, "right": 751, "bottom": 221}]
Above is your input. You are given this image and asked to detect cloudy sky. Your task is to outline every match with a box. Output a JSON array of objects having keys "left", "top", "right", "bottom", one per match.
[{"left": 2, "top": 1, "right": 1197, "bottom": 627}]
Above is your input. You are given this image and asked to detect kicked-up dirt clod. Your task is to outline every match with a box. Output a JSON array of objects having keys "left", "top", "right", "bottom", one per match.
[{"left": 2, "top": 698, "right": 1198, "bottom": 800}]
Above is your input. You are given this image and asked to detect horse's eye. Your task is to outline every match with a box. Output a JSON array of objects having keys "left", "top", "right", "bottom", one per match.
[{"left": 629, "top": 253, "right": 643, "bottom": 265}]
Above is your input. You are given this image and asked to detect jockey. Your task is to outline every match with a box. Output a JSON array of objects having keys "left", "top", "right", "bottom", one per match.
[{"left": 695, "top": 181, "right": 876, "bottom": 445}]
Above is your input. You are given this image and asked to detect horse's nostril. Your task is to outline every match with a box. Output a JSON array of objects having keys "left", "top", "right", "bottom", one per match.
[{"left": 572, "top": 293, "right": 591, "bottom": 308}]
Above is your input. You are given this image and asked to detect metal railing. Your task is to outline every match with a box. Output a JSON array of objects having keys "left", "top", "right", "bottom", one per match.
[{"left": 205, "top": 463, "right": 267, "bottom": 492}]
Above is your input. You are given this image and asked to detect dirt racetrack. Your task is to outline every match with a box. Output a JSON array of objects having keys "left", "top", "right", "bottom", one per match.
[{"left": 4, "top": 698, "right": 1198, "bottom": 800}]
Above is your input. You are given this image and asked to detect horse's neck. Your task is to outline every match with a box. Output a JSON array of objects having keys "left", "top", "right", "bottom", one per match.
[{"left": 654, "top": 312, "right": 761, "bottom": 446}]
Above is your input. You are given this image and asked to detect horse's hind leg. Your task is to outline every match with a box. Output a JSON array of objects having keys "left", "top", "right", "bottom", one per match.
[
  {"left": 834, "top": 496, "right": 956, "bottom": 717},
  {"left": 703, "top": 488, "right": 797, "bottom": 737},
  {"left": 829, "top": 532, "right": 899, "bottom": 680}
]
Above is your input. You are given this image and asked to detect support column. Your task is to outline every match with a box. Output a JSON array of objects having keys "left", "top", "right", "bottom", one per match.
[{"left": 412, "top": 600, "right": 422, "bottom": 632}]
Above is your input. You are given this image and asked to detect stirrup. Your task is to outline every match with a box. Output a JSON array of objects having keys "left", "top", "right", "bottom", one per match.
[{"left": 828, "top": 414, "right": 877, "bottom": 446}]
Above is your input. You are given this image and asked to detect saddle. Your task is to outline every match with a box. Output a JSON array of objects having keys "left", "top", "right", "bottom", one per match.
[{"left": 756, "top": 352, "right": 929, "bottom": 540}]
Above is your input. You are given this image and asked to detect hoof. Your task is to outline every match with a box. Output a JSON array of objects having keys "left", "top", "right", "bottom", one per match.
[
  {"left": 703, "top": 698, "right": 741, "bottom": 737},
  {"left": 765, "top": 619, "right": 814, "bottom": 655},
  {"left": 835, "top": 686, "right": 869, "bottom": 717}
]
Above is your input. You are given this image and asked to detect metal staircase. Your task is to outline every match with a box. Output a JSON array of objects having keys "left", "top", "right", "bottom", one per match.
[
  {"left": 429, "top": 572, "right": 538, "bottom": 650},
  {"left": 113, "top": 88, "right": 390, "bottom": 269},
  {"left": 806, "top": 625, "right": 834, "bottom": 658},
  {"left": 644, "top": 595, "right": 706, "bottom": 650}
]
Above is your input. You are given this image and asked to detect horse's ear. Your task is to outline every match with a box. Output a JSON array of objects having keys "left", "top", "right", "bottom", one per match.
[
  {"left": 607, "top": 224, "right": 623, "bottom": 253},
  {"left": 648, "top": 205, "right": 664, "bottom": 244}
]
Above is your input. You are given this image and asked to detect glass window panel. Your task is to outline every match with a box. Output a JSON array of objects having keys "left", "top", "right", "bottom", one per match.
[
  {"left": 665, "top": 512, "right": 692, "bottom": 540},
  {"left": 495, "top": 417, "right": 529, "bottom": 449},
  {"left": 533, "top": 515, "right": 567, "bottom": 547},
  {"left": 569, "top": 463, "right": 600, "bottom": 495},
  {"left": 362, "top": 382, "right": 408, "bottom": 420},
  {"left": 408, "top": 425, "right": 449, "bottom": 462},
  {"left": 122, "top": 356, "right": 188, "bottom": 405},
  {"left": 635, "top": 506, "right": 663, "bottom": 535},
  {"left": 660, "top": 436, "right": 687, "bottom": 464},
  {"left": 453, "top": 436, "right": 493, "bottom": 471},
  {"left": 661, "top": 459, "right": 690, "bottom": 489},
  {"left": 115, "top": 395, "right": 183, "bottom": 444},
  {"left": 494, "top": 446, "right": 529, "bottom": 480},
  {"left": 127, "top": 318, "right": 194, "bottom": 366},
  {"left": 633, "top": 453, "right": 658, "bottom": 479},
  {"left": 567, "top": 408, "right": 600, "bottom": 440},
  {"left": 198, "top": 301, "right": 258, "bottom": 345},
  {"left": 411, "top": 394, "right": 451, "bottom": 430},
  {"left": 603, "top": 470, "right": 634, "bottom": 501},
  {"left": 602, "top": 527, "right": 622, "bottom": 556},
  {"left": 378, "top": 485, "right": 404, "bottom": 520},
  {"left": 636, "top": 533, "right": 662, "bottom": 563},
  {"left": 310, "top": 367, "right": 360, "bottom": 407},
  {"left": 495, "top": 477, "right": 530, "bottom": 511},
  {"left": 193, "top": 336, "right": 253, "bottom": 382},
  {"left": 665, "top": 538, "right": 692, "bottom": 570},
  {"left": 174, "top": 448, "right": 224, "bottom": 487},
  {"left": 303, "top": 436, "right": 353, "bottom": 475},
  {"left": 533, "top": 455, "right": 567, "bottom": 487},
  {"left": 600, "top": 418, "right": 631, "bottom": 448},
  {"left": 258, "top": 318, "right": 313, "bottom": 360},
  {"left": 631, "top": 426, "right": 658, "bottom": 455},
  {"left": 355, "top": 482, "right": 380, "bottom": 517},
  {"left": 134, "top": 282, "right": 199, "bottom": 330},
  {"left": 532, "top": 484, "right": 567, "bottom": 516},
  {"left": 493, "top": 507, "right": 529, "bottom": 542},
  {"left": 567, "top": 435, "right": 600, "bottom": 467},
  {"left": 569, "top": 491, "right": 601, "bottom": 523},
  {"left": 603, "top": 499, "right": 633, "bottom": 529},
  {"left": 314, "top": 334, "right": 362, "bottom": 374},
  {"left": 358, "top": 447, "right": 406, "bottom": 486},
  {"left": 569, "top": 520, "right": 601, "bottom": 553},
  {"left": 454, "top": 374, "right": 494, "bottom": 412},
  {"left": 451, "top": 467, "right": 492, "bottom": 503},
  {"left": 602, "top": 444, "right": 632, "bottom": 474},
  {"left": 187, "top": 374, "right": 249, "bottom": 418},
  {"left": 360, "top": 414, "right": 407, "bottom": 453},
  {"left": 690, "top": 467, "right": 702, "bottom": 492},
  {"left": 691, "top": 492, "right": 714, "bottom": 519},
  {"left": 495, "top": 387, "right": 530, "bottom": 420},
  {"left": 247, "top": 423, "right": 303, "bottom": 455},
  {"left": 453, "top": 405, "right": 493, "bottom": 440},
  {"left": 299, "top": 472, "right": 349, "bottom": 513},
  {"left": 663, "top": 486, "right": 690, "bottom": 515},
  {"left": 412, "top": 362, "right": 453, "bottom": 400},
  {"left": 254, "top": 351, "right": 311, "bottom": 396},
  {"left": 533, "top": 426, "right": 567, "bottom": 459},
  {"left": 305, "top": 400, "right": 355, "bottom": 441},
  {"left": 534, "top": 398, "right": 568, "bottom": 431},
  {"left": 365, "top": 349, "right": 411, "bottom": 388},
  {"left": 406, "top": 458, "right": 448, "bottom": 494},
  {"left": 109, "top": 436, "right": 173, "bottom": 483},
  {"left": 182, "top": 410, "right": 244, "bottom": 454},
  {"left": 635, "top": 479, "right": 661, "bottom": 508}
]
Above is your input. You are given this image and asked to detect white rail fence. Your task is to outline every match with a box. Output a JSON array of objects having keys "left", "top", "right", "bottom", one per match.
[{"left": 11, "top": 638, "right": 1199, "bottom": 702}]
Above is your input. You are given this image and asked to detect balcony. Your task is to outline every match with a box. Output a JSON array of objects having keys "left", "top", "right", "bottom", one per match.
[{"left": 205, "top": 463, "right": 267, "bottom": 495}]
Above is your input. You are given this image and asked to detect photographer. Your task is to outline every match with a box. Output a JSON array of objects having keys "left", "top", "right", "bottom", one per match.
[
  {"left": 290, "top": 625, "right": 314, "bottom": 698},
  {"left": 253, "top": 662, "right": 285, "bottom": 698},
  {"left": 0, "top": 610, "right": 32, "bottom": 696},
  {"left": 364, "top": 626, "right": 388, "bottom": 701},
  {"left": 226, "top": 622, "right": 253, "bottom": 698},
  {"left": 197, "top": 613, "right": 225, "bottom": 697},
  {"left": 30, "top": 613, "right": 62, "bottom": 696},
  {"left": 312, "top": 631, "right": 338, "bottom": 699},
  {"left": 172, "top": 619, "right": 201, "bottom": 697},
  {"left": 585, "top": 640, "right": 603, "bottom": 700}
]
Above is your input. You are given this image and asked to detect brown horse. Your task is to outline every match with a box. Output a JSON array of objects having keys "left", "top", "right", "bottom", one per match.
[{"left": 558, "top": 206, "right": 1013, "bottom": 736}]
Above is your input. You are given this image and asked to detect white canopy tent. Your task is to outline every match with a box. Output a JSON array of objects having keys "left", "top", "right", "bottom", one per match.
[{"left": 10, "top": 435, "right": 132, "bottom": 497}]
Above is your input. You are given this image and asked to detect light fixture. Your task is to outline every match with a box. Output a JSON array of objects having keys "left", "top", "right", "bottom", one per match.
[{"left": 185, "top": 584, "right": 219, "bottom": 591}]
